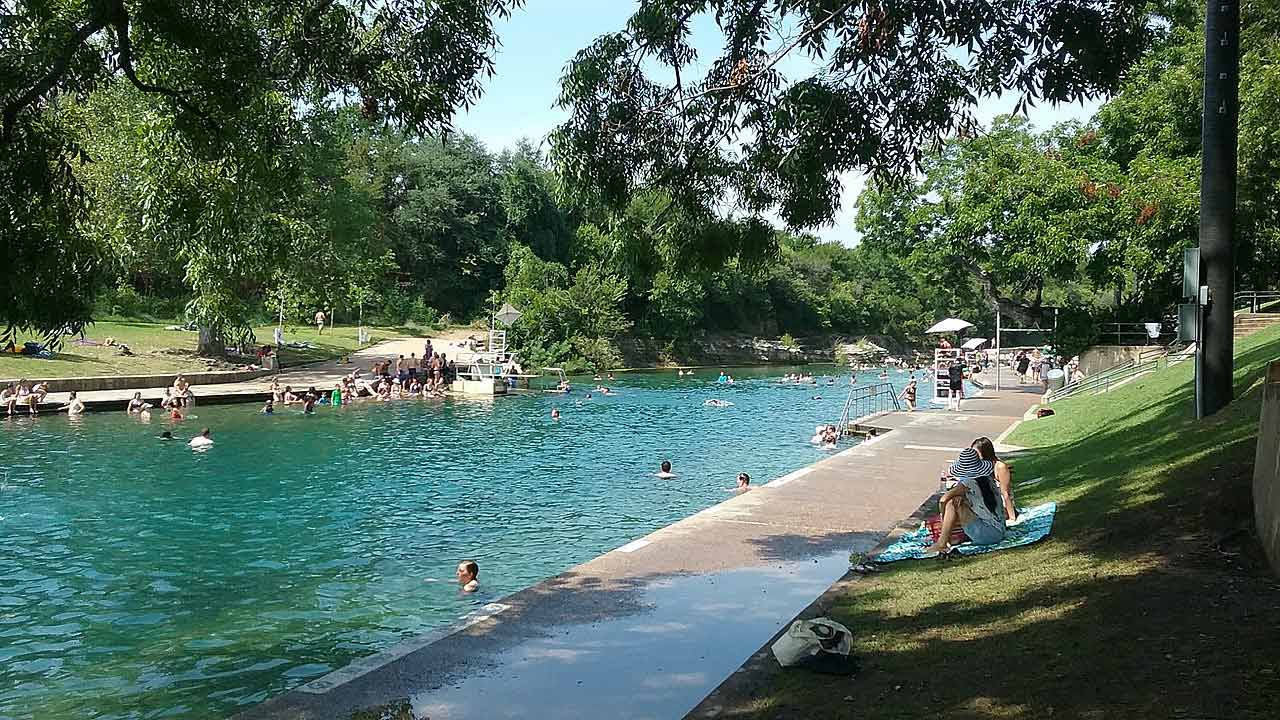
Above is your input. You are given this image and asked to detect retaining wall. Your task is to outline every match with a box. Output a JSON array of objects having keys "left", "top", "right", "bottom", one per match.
[
  {"left": 1253, "top": 360, "right": 1280, "bottom": 578},
  {"left": 1079, "top": 345, "right": 1149, "bottom": 376},
  {"left": 0, "top": 369, "right": 271, "bottom": 393}
]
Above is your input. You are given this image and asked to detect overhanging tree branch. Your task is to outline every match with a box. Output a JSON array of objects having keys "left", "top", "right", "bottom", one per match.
[
  {"left": 111, "top": 2, "right": 213, "bottom": 126},
  {"left": 1, "top": 15, "right": 110, "bottom": 142}
]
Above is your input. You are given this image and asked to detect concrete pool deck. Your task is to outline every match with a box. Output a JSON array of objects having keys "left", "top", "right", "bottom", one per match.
[
  {"left": 17, "top": 337, "right": 468, "bottom": 413},
  {"left": 234, "top": 385, "right": 1042, "bottom": 720}
]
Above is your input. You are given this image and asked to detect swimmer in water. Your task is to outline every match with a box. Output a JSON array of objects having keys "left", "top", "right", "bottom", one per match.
[
  {"left": 704, "top": 399, "right": 734, "bottom": 407},
  {"left": 159, "top": 431, "right": 174, "bottom": 441},
  {"left": 736, "top": 472, "right": 751, "bottom": 492},
  {"left": 188, "top": 427, "right": 213, "bottom": 449},
  {"left": 261, "top": 398, "right": 274, "bottom": 414},
  {"left": 655, "top": 460, "right": 676, "bottom": 479},
  {"left": 457, "top": 560, "right": 480, "bottom": 592},
  {"left": 59, "top": 391, "right": 86, "bottom": 416},
  {"left": 551, "top": 407, "right": 561, "bottom": 420},
  {"left": 126, "top": 392, "right": 147, "bottom": 414}
]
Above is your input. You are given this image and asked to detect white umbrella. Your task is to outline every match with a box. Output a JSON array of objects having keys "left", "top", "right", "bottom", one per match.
[
  {"left": 494, "top": 302, "right": 522, "bottom": 327},
  {"left": 925, "top": 318, "right": 975, "bottom": 334},
  {"left": 961, "top": 337, "right": 988, "bottom": 350}
]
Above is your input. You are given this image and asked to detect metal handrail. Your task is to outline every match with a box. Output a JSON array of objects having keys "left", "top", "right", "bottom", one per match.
[
  {"left": 1097, "top": 321, "right": 1171, "bottom": 345},
  {"left": 1234, "top": 290, "right": 1280, "bottom": 313},
  {"left": 1048, "top": 360, "right": 1135, "bottom": 402},
  {"left": 837, "top": 381, "right": 901, "bottom": 434},
  {"left": 1049, "top": 355, "right": 1166, "bottom": 402}
]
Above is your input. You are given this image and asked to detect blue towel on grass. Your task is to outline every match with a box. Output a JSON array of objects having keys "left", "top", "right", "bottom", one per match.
[{"left": 872, "top": 501, "right": 1057, "bottom": 563}]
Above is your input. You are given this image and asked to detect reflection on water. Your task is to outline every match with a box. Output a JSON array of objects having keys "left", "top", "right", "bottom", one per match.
[{"left": 0, "top": 365, "right": 914, "bottom": 717}]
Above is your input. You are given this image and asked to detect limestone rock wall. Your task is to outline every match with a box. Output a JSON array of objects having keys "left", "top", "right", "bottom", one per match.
[{"left": 1253, "top": 360, "right": 1280, "bottom": 578}]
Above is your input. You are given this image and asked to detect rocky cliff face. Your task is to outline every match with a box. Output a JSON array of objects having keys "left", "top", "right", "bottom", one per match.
[{"left": 616, "top": 334, "right": 909, "bottom": 367}]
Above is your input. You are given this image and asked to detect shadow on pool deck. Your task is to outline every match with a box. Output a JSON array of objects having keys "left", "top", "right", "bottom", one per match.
[{"left": 236, "top": 388, "right": 1038, "bottom": 720}]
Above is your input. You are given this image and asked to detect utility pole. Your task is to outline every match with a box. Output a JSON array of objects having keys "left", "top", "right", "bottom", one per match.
[{"left": 1199, "top": 0, "right": 1239, "bottom": 417}]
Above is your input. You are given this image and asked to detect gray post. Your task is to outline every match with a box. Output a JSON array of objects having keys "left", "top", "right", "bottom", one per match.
[{"left": 1199, "top": 0, "right": 1239, "bottom": 417}]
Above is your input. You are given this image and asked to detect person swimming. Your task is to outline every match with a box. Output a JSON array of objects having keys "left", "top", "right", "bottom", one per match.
[
  {"left": 551, "top": 407, "right": 561, "bottom": 420},
  {"left": 188, "top": 428, "right": 213, "bottom": 449},
  {"left": 655, "top": 460, "right": 676, "bottom": 479},
  {"left": 456, "top": 560, "right": 480, "bottom": 593},
  {"left": 704, "top": 399, "right": 734, "bottom": 407},
  {"left": 736, "top": 472, "right": 751, "bottom": 492},
  {"left": 158, "top": 431, "right": 174, "bottom": 441},
  {"left": 261, "top": 398, "right": 274, "bottom": 414}
]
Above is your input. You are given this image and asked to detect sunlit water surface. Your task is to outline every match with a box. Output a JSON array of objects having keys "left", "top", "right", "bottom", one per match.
[{"left": 0, "top": 365, "right": 923, "bottom": 718}]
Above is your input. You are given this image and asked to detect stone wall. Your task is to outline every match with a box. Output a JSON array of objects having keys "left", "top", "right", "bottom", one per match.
[
  {"left": 1078, "top": 345, "right": 1150, "bottom": 376},
  {"left": 0, "top": 368, "right": 272, "bottom": 393},
  {"left": 1253, "top": 360, "right": 1280, "bottom": 578}
]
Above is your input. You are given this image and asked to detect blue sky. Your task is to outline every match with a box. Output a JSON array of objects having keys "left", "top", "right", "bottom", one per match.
[{"left": 456, "top": 1, "right": 1103, "bottom": 245}]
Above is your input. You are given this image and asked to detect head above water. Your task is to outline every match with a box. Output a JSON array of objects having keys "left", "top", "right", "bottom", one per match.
[
  {"left": 160, "top": 431, "right": 173, "bottom": 439},
  {"left": 660, "top": 460, "right": 672, "bottom": 473},
  {"left": 737, "top": 472, "right": 750, "bottom": 486},
  {"left": 457, "top": 560, "right": 479, "bottom": 583}
]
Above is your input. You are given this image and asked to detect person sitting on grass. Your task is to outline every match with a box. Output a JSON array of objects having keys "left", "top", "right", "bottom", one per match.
[
  {"left": 971, "top": 436, "right": 1019, "bottom": 524},
  {"left": 924, "top": 448, "right": 1006, "bottom": 556}
]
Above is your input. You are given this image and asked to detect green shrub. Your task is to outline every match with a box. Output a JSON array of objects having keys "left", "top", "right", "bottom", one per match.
[{"left": 780, "top": 332, "right": 800, "bottom": 351}]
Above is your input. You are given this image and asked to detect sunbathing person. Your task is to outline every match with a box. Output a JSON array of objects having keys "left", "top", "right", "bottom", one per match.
[
  {"left": 972, "top": 436, "right": 1018, "bottom": 524},
  {"left": 924, "top": 448, "right": 1007, "bottom": 555}
]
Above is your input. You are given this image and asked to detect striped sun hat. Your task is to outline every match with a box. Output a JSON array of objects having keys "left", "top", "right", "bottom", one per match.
[{"left": 949, "top": 447, "right": 994, "bottom": 479}]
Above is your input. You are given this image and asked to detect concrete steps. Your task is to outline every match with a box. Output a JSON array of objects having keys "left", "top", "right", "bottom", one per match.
[{"left": 1235, "top": 313, "right": 1280, "bottom": 340}]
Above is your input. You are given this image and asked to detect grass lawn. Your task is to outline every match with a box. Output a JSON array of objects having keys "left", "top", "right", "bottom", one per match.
[
  {"left": 0, "top": 320, "right": 435, "bottom": 380},
  {"left": 724, "top": 324, "right": 1280, "bottom": 719}
]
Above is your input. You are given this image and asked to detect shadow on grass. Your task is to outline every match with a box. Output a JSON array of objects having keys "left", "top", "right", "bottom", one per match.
[{"left": 698, "top": 329, "right": 1280, "bottom": 719}]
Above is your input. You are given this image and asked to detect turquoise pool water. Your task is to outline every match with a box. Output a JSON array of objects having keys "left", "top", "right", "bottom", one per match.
[{"left": 0, "top": 366, "right": 917, "bottom": 718}]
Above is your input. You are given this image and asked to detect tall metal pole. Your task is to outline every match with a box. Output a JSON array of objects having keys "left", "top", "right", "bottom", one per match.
[
  {"left": 1199, "top": 0, "right": 1239, "bottom": 417},
  {"left": 995, "top": 305, "right": 1002, "bottom": 391}
]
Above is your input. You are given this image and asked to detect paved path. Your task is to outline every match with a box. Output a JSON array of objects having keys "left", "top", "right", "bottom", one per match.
[
  {"left": 236, "top": 387, "right": 1041, "bottom": 720},
  {"left": 30, "top": 336, "right": 472, "bottom": 412}
]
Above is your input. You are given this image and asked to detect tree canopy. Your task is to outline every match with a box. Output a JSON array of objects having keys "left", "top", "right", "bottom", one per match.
[
  {"left": 550, "top": 0, "right": 1152, "bottom": 253},
  {"left": 1, "top": 0, "right": 519, "bottom": 346}
]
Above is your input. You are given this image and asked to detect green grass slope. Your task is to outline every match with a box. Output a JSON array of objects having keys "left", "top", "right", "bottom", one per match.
[{"left": 727, "top": 324, "right": 1280, "bottom": 720}]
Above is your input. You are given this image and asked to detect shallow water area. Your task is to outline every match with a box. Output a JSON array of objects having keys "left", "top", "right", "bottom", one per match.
[{"left": 0, "top": 365, "right": 924, "bottom": 718}]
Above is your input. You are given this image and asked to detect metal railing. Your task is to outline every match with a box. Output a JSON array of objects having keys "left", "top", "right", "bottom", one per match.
[
  {"left": 837, "top": 382, "right": 901, "bottom": 434},
  {"left": 1048, "top": 354, "right": 1167, "bottom": 403},
  {"left": 1234, "top": 290, "right": 1280, "bottom": 313},
  {"left": 1097, "top": 322, "right": 1172, "bottom": 345}
]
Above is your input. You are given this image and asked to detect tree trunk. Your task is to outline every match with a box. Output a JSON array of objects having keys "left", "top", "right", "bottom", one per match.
[{"left": 197, "top": 326, "right": 225, "bottom": 357}]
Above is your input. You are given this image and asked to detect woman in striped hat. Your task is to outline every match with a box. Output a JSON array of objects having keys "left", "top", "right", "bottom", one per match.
[{"left": 924, "top": 447, "right": 1007, "bottom": 555}]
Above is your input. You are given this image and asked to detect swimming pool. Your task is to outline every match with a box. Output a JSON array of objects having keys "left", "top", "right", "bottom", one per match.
[{"left": 0, "top": 366, "right": 917, "bottom": 718}]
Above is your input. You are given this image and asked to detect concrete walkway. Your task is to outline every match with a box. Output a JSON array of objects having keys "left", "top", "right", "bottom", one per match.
[
  {"left": 235, "top": 387, "right": 1041, "bottom": 720},
  {"left": 26, "top": 337, "right": 470, "bottom": 413}
]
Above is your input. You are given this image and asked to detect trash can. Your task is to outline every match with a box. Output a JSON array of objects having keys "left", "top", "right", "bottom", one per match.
[{"left": 1047, "top": 368, "right": 1065, "bottom": 391}]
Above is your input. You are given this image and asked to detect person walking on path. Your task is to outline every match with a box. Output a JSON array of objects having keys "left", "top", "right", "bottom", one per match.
[
  {"left": 900, "top": 379, "right": 918, "bottom": 412},
  {"left": 947, "top": 361, "right": 964, "bottom": 411},
  {"left": 315, "top": 309, "right": 327, "bottom": 335}
]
